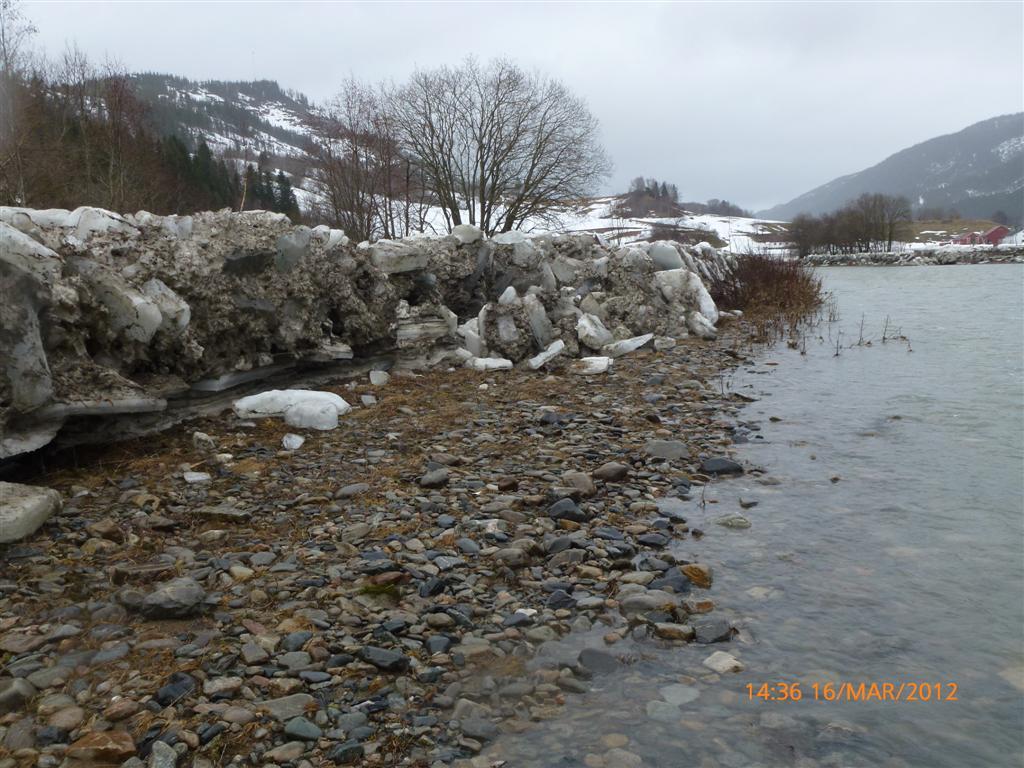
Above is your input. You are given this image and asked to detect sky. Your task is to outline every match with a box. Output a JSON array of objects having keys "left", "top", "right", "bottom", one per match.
[{"left": 22, "top": 0, "right": 1024, "bottom": 211}]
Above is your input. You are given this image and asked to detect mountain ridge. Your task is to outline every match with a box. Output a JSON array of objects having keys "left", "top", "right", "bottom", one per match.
[{"left": 758, "top": 113, "right": 1024, "bottom": 222}]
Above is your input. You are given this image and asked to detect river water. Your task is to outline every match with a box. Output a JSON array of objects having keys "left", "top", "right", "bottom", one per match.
[{"left": 485, "top": 265, "right": 1024, "bottom": 768}]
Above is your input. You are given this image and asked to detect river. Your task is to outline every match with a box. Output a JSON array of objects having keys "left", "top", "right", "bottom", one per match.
[{"left": 484, "top": 264, "right": 1024, "bottom": 767}]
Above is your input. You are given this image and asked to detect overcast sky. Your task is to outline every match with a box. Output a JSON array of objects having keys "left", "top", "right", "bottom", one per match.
[{"left": 24, "top": 1, "right": 1024, "bottom": 211}]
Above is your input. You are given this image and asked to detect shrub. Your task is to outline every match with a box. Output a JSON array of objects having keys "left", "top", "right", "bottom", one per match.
[{"left": 709, "top": 255, "right": 824, "bottom": 317}]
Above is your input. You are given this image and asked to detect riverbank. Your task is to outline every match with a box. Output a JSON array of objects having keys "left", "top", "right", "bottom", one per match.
[
  {"left": 0, "top": 327, "right": 766, "bottom": 768},
  {"left": 804, "top": 245, "right": 1023, "bottom": 266}
]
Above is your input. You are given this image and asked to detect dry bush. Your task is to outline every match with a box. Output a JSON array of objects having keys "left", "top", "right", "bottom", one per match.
[{"left": 709, "top": 254, "right": 824, "bottom": 318}]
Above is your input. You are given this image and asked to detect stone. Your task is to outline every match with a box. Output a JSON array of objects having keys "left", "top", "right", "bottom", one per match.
[
  {"left": 66, "top": 730, "right": 136, "bottom": 762},
  {"left": 149, "top": 740, "right": 178, "bottom": 768},
  {"left": 139, "top": 578, "right": 206, "bottom": 618},
  {"left": 693, "top": 619, "right": 735, "bottom": 644},
  {"left": 547, "top": 497, "right": 588, "bottom": 523},
  {"left": 281, "top": 433, "right": 305, "bottom": 451},
  {"left": 155, "top": 672, "right": 197, "bottom": 707},
  {"left": 0, "top": 482, "right": 61, "bottom": 543},
  {"left": 369, "top": 370, "right": 390, "bottom": 386},
  {"left": 654, "top": 622, "right": 695, "bottom": 641},
  {"left": 419, "top": 468, "right": 449, "bottom": 488},
  {"left": 703, "top": 650, "right": 744, "bottom": 673},
  {"left": 266, "top": 742, "right": 306, "bottom": 763},
  {"left": 0, "top": 678, "right": 36, "bottom": 714},
  {"left": 700, "top": 457, "right": 743, "bottom": 475},
  {"left": 659, "top": 683, "right": 700, "bottom": 706},
  {"left": 645, "top": 440, "right": 690, "bottom": 461},
  {"left": 327, "top": 741, "right": 364, "bottom": 764},
  {"left": 716, "top": 514, "right": 751, "bottom": 529},
  {"left": 593, "top": 462, "right": 629, "bottom": 482},
  {"left": 578, "top": 648, "right": 619, "bottom": 675},
  {"left": 679, "top": 563, "right": 713, "bottom": 588},
  {"left": 359, "top": 646, "right": 410, "bottom": 672},
  {"left": 562, "top": 470, "right": 596, "bottom": 497},
  {"left": 284, "top": 716, "right": 322, "bottom": 741},
  {"left": 461, "top": 717, "right": 498, "bottom": 741},
  {"left": 261, "top": 694, "right": 315, "bottom": 721}
]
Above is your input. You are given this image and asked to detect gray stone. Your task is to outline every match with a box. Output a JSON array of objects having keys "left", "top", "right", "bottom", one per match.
[
  {"left": 700, "top": 457, "right": 743, "bottom": 475},
  {"left": 359, "top": 646, "right": 410, "bottom": 672},
  {"left": 284, "top": 716, "right": 322, "bottom": 741},
  {"left": 0, "top": 678, "right": 37, "bottom": 714},
  {"left": 644, "top": 440, "right": 690, "bottom": 461},
  {"left": 148, "top": 740, "right": 178, "bottom": 768},
  {"left": 139, "top": 578, "right": 206, "bottom": 618},
  {"left": 261, "top": 693, "right": 315, "bottom": 721}
]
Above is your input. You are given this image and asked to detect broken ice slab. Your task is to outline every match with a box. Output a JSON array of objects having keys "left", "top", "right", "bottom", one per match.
[
  {"left": 36, "top": 396, "right": 167, "bottom": 420},
  {"left": 190, "top": 363, "right": 293, "bottom": 393}
]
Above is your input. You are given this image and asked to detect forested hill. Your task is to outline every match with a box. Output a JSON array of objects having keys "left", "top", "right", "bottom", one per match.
[{"left": 129, "top": 74, "right": 314, "bottom": 159}]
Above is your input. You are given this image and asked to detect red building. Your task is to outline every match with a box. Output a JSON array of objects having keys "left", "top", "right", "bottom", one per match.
[
  {"left": 952, "top": 225, "right": 1011, "bottom": 245},
  {"left": 982, "top": 225, "right": 1011, "bottom": 245}
]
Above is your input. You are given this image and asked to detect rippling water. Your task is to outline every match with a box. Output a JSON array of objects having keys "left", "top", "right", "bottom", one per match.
[{"left": 488, "top": 265, "right": 1024, "bottom": 767}]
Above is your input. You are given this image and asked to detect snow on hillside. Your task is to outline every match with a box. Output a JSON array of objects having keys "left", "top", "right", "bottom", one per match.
[{"left": 554, "top": 196, "right": 789, "bottom": 253}]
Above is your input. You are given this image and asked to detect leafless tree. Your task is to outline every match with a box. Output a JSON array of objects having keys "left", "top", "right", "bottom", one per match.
[
  {"left": 306, "top": 78, "right": 431, "bottom": 241},
  {"left": 0, "top": 0, "right": 36, "bottom": 203},
  {"left": 390, "top": 57, "right": 611, "bottom": 235}
]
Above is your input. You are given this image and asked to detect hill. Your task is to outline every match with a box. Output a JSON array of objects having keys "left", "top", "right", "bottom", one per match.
[
  {"left": 130, "top": 73, "right": 315, "bottom": 161},
  {"left": 759, "top": 114, "right": 1024, "bottom": 223}
]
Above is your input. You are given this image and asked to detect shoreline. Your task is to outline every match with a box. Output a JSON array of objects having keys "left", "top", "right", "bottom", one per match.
[
  {"left": 803, "top": 247, "right": 1023, "bottom": 267},
  {"left": 0, "top": 328, "right": 763, "bottom": 768}
]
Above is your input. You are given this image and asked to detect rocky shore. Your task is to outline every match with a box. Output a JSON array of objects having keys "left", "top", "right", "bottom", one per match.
[
  {"left": 803, "top": 245, "right": 1024, "bottom": 267},
  {"left": 0, "top": 326, "right": 763, "bottom": 768}
]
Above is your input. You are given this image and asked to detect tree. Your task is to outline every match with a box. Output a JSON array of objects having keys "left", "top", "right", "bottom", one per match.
[
  {"left": 390, "top": 57, "right": 610, "bottom": 235},
  {"left": 0, "top": 0, "right": 36, "bottom": 203}
]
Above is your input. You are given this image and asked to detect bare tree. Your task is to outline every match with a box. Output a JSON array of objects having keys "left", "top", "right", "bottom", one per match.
[
  {"left": 390, "top": 57, "right": 610, "bottom": 236},
  {"left": 307, "top": 79, "right": 431, "bottom": 241},
  {"left": 0, "top": 0, "right": 36, "bottom": 203}
]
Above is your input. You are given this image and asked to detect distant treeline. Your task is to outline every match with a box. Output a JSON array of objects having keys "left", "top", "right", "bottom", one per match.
[
  {"left": 0, "top": 0, "right": 301, "bottom": 218},
  {"left": 618, "top": 177, "right": 752, "bottom": 219},
  {"left": 788, "top": 193, "right": 912, "bottom": 257}
]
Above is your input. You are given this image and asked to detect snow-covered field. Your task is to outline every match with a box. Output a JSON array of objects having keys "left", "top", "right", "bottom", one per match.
[{"left": 554, "top": 196, "right": 790, "bottom": 253}]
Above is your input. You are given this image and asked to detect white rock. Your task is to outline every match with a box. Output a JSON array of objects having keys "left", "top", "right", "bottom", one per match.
[
  {"left": 0, "top": 482, "right": 61, "bottom": 543},
  {"left": 576, "top": 313, "right": 614, "bottom": 349},
  {"left": 183, "top": 472, "right": 211, "bottom": 484},
  {"left": 654, "top": 336, "right": 677, "bottom": 351},
  {"left": 703, "top": 651, "right": 744, "bottom": 674},
  {"left": 369, "top": 370, "right": 390, "bottom": 386},
  {"left": 466, "top": 357, "right": 513, "bottom": 371},
  {"left": 602, "top": 333, "right": 654, "bottom": 358},
  {"left": 284, "top": 401, "right": 339, "bottom": 430},
  {"left": 281, "top": 434, "right": 305, "bottom": 451},
  {"left": 528, "top": 340, "right": 565, "bottom": 370},
  {"left": 571, "top": 356, "right": 612, "bottom": 375},
  {"left": 452, "top": 224, "right": 483, "bottom": 244}
]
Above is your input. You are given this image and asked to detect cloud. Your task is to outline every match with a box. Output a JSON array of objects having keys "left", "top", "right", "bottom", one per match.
[{"left": 25, "top": 0, "right": 1024, "bottom": 209}]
